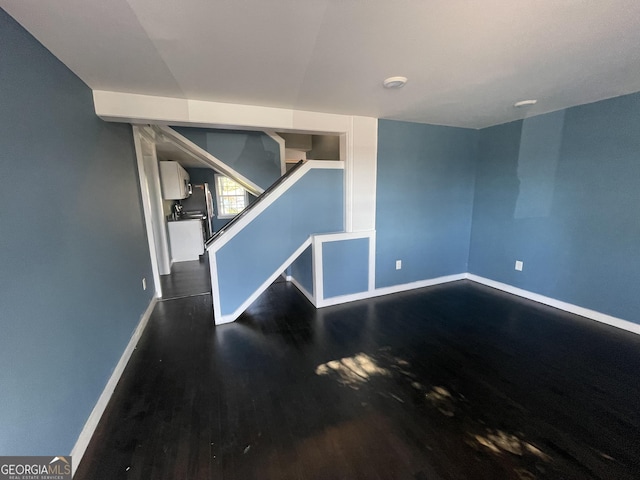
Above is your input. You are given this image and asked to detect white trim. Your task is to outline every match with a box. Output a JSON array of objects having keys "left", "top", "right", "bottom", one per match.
[
  {"left": 320, "top": 273, "right": 467, "bottom": 308},
  {"left": 264, "top": 130, "right": 287, "bottom": 175},
  {"left": 466, "top": 274, "right": 640, "bottom": 335},
  {"left": 312, "top": 231, "right": 376, "bottom": 307},
  {"left": 344, "top": 120, "right": 354, "bottom": 232},
  {"left": 70, "top": 296, "right": 158, "bottom": 475},
  {"left": 374, "top": 273, "right": 467, "bottom": 297},
  {"left": 286, "top": 275, "right": 315, "bottom": 305},
  {"left": 155, "top": 125, "right": 264, "bottom": 197},
  {"left": 215, "top": 238, "right": 312, "bottom": 324},
  {"left": 214, "top": 173, "right": 250, "bottom": 219},
  {"left": 368, "top": 233, "right": 376, "bottom": 293},
  {"left": 209, "top": 250, "right": 223, "bottom": 323},
  {"left": 207, "top": 161, "right": 344, "bottom": 252},
  {"left": 93, "top": 91, "right": 353, "bottom": 132},
  {"left": 312, "top": 235, "right": 324, "bottom": 303},
  {"left": 349, "top": 117, "right": 378, "bottom": 232},
  {"left": 144, "top": 151, "right": 173, "bottom": 275},
  {"left": 132, "top": 126, "right": 163, "bottom": 293},
  {"left": 313, "top": 230, "right": 373, "bottom": 242}
]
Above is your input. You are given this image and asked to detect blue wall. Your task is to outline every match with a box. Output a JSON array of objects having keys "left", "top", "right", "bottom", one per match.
[
  {"left": 375, "top": 120, "right": 478, "bottom": 288},
  {"left": 0, "top": 9, "right": 154, "bottom": 454},
  {"left": 216, "top": 169, "right": 344, "bottom": 316},
  {"left": 323, "top": 238, "right": 370, "bottom": 298},
  {"left": 289, "top": 245, "right": 314, "bottom": 295},
  {"left": 469, "top": 94, "right": 640, "bottom": 322},
  {"left": 172, "top": 127, "right": 281, "bottom": 189},
  {"left": 184, "top": 167, "right": 216, "bottom": 189}
]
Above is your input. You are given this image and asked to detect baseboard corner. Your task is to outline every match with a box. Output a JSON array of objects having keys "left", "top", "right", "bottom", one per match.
[{"left": 465, "top": 273, "right": 640, "bottom": 336}]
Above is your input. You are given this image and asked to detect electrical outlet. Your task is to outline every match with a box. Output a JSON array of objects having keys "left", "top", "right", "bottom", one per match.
[
  {"left": 142, "top": 277, "right": 147, "bottom": 290},
  {"left": 396, "top": 260, "right": 402, "bottom": 270},
  {"left": 515, "top": 260, "right": 523, "bottom": 271}
]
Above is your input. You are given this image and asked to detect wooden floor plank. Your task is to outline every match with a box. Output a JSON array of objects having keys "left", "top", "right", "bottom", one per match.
[{"left": 75, "top": 262, "right": 640, "bottom": 480}]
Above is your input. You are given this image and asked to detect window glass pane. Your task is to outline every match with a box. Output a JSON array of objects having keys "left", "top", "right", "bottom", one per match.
[{"left": 216, "top": 175, "right": 247, "bottom": 217}]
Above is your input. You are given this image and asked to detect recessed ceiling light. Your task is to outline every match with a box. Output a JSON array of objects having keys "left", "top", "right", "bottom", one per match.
[
  {"left": 383, "top": 76, "right": 408, "bottom": 89},
  {"left": 513, "top": 99, "right": 537, "bottom": 108}
]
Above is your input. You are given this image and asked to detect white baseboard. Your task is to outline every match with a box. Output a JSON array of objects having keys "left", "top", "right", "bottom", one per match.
[
  {"left": 70, "top": 295, "right": 158, "bottom": 475},
  {"left": 372, "top": 273, "right": 467, "bottom": 298},
  {"left": 466, "top": 274, "right": 640, "bottom": 336},
  {"left": 304, "top": 271, "right": 639, "bottom": 336},
  {"left": 316, "top": 273, "right": 467, "bottom": 308}
]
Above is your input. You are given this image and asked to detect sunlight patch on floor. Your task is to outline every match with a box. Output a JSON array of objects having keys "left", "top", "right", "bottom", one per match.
[
  {"left": 425, "top": 385, "right": 456, "bottom": 417},
  {"left": 472, "top": 429, "right": 551, "bottom": 462},
  {"left": 315, "top": 353, "right": 391, "bottom": 388}
]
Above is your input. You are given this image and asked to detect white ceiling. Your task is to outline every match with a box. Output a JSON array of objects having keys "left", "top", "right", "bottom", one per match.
[{"left": 3, "top": 0, "right": 640, "bottom": 128}]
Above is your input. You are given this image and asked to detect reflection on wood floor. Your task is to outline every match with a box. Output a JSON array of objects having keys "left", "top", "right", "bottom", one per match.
[{"left": 76, "top": 278, "right": 640, "bottom": 480}]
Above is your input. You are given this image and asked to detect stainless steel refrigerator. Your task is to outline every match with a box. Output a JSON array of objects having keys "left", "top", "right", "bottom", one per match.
[{"left": 180, "top": 183, "right": 215, "bottom": 239}]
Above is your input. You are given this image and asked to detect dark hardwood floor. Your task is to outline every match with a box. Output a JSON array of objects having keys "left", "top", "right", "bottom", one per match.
[
  {"left": 159, "top": 256, "right": 211, "bottom": 300},
  {"left": 75, "top": 274, "right": 640, "bottom": 480}
]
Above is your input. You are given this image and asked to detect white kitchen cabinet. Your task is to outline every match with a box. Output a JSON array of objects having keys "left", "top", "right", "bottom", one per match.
[
  {"left": 159, "top": 161, "right": 191, "bottom": 199},
  {"left": 167, "top": 220, "right": 204, "bottom": 262}
]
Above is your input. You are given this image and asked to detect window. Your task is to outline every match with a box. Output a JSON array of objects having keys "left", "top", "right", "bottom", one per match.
[{"left": 215, "top": 175, "right": 249, "bottom": 218}]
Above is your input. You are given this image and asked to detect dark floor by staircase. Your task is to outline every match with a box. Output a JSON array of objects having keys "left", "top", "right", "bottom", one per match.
[
  {"left": 159, "top": 255, "right": 211, "bottom": 300},
  {"left": 75, "top": 278, "right": 640, "bottom": 480}
]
